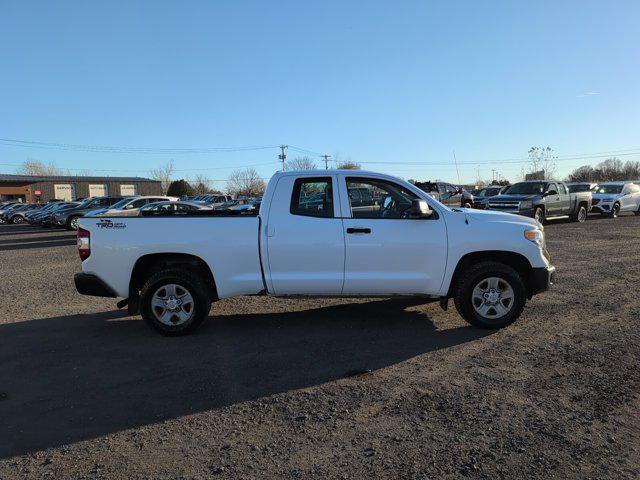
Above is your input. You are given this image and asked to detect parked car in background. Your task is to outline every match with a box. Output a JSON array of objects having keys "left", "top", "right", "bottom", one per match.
[
  {"left": 74, "top": 169, "right": 555, "bottom": 335},
  {"left": 214, "top": 198, "right": 253, "bottom": 210},
  {"left": 471, "top": 185, "right": 510, "bottom": 209},
  {"left": 414, "top": 181, "right": 474, "bottom": 208},
  {"left": 92, "top": 196, "right": 177, "bottom": 217},
  {"left": 5, "top": 204, "right": 41, "bottom": 224},
  {"left": 486, "top": 181, "right": 592, "bottom": 224},
  {"left": 0, "top": 201, "right": 22, "bottom": 223},
  {"left": 591, "top": 182, "right": 640, "bottom": 217},
  {"left": 0, "top": 203, "right": 28, "bottom": 223},
  {"left": 566, "top": 182, "right": 597, "bottom": 193},
  {"left": 138, "top": 201, "right": 212, "bottom": 215},
  {"left": 33, "top": 202, "right": 81, "bottom": 226},
  {"left": 53, "top": 196, "right": 124, "bottom": 230}
]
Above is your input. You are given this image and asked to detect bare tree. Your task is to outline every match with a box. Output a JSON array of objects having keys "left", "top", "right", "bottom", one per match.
[
  {"left": 227, "top": 168, "right": 266, "bottom": 197},
  {"left": 191, "top": 174, "right": 213, "bottom": 195},
  {"left": 16, "top": 160, "right": 64, "bottom": 176},
  {"left": 526, "top": 147, "right": 557, "bottom": 179},
  {"left": 149, "top": 160, "right": 175, "bottom": 194},
  {"left": 286, "top": 156, "right": 317, "bottom": 170}
]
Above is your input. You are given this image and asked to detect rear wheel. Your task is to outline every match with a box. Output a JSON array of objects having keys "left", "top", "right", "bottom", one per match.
[
  {"left": 140, "top": 268, "right": 212, "bottom": 336},
  {"left": 534, "top": 207, "right": 545, "bottom": 224},
  {"left": 572, "top": 205, "right": 587, "bottom": 222},
  {"left": 453, "top": 261, "right": 526, "bottom": 329}
]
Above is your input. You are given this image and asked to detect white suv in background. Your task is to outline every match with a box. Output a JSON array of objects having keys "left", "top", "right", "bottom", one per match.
[{"left": 591, "top": 182, "right": 640, "bottom": 217}]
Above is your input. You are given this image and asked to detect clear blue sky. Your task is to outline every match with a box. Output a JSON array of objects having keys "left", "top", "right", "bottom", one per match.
[{"left": 1, "top": 0, "right": 639, "bottom": 187}]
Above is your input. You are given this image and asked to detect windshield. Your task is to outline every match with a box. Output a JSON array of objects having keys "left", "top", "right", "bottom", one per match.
[
  {"left": 109, "top": 197, "right": 134, "bottom": 209},
  {"left": 505, "top": 182, "right": 546, "bottom": 195},
  {"left": 594, "top": 184, "right": 623, "bottom": 194},
  {"left": 568, "top": 184, "right": 591, "bottom": 193}
]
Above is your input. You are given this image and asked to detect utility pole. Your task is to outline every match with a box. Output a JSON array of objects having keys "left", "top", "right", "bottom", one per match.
[
  {"left": 279, "top": 145, "right": 288, "bottom": 171},
  {"left": 321, "top": 154, "right": 331, "bottom": 170}
]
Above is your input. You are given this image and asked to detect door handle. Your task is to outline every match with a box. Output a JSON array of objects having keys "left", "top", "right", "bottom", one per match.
[{"left": 346, "top": 227, "right": 371, "bottom": 234}]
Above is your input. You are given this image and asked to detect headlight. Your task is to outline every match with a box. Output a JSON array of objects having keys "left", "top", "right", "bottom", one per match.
[
  {"left": 524, "top": 227, "right": 545, "bottom": 248},
  {"left": 520, "top": 200, "right": 533, "bottom": 209}
]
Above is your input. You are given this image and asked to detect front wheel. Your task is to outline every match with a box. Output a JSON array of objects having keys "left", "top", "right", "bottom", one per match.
[
  {"left": 609, "top": 203, "right": 620, "bottom": 218},
  {"left": 453, "top": 261, "right": 526, "bottom": 329},
  {"left": 67, "top": 216, "right": 80, "bottom": 231},
  {"left": 140, "top": 269, "right": 212, "bottom": 336}
]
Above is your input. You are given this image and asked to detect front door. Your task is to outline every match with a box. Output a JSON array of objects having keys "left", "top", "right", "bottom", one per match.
[
  {"left": 340, "top": 176, "right": 448, "bottom": 295},
  {"left": 266, "top": 175, "right": 345, "bottom": 295}
]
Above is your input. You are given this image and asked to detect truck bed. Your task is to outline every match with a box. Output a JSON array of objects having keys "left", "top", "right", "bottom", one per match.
[{"left": 78, "top": 215, "right": 264, "bottom": 298}]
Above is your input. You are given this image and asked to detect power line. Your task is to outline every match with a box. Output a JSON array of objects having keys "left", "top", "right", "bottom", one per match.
[{"left": 0, "top": 138, "right": 280, "bottom": 154}]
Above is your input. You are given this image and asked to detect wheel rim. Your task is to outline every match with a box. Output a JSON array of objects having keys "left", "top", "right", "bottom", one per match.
[
  {"left": 471, "top": 277, "right": 515, "bottom": 320},
  {"left": 71, "top": 218, "right": 78, "bottom": 229},
  {"left": 535, "top": 209, "right": 543, "bottom": 223},
  {"left": 151, "top": 284, "right": 195, "bottom": 326},
  {"left": 578, "top": 208, "right": 586, "bottom": 222}
]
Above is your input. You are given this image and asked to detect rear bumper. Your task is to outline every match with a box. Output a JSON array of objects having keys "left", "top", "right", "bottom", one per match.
[
  {"left": 74, "top": 273, "right": 118, "bottom": 297},
  {"left": 529, "top": 265, "right": 556, "bottom": 296}
]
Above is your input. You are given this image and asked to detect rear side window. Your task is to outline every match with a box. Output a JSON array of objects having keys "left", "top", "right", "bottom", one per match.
[{"left": 290, "top": 177, "right": 334, "bottom": 218}]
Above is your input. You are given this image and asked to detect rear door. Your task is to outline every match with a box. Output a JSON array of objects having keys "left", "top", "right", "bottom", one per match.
[
  {"left": 340, "top": 176, "right": 448, "bottom": 295},
  {"left": 265, "top": 175, "right": 345, "bottom": 295},
  {"left": 557, "top": 183, "right": 571, "bottom": 214}
]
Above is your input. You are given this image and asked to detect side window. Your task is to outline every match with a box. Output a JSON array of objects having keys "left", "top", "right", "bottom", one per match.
[
  {"left": 290, "top": 177, "right": 334, "bottom": 218},
  {"left": 346, "top": 177, "right": 418, "bottom": 219}
]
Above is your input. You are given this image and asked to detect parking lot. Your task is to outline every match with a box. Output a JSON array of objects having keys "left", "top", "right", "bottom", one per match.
[{"left": 0, "top": 215, "right": 639, "bottom": 479}]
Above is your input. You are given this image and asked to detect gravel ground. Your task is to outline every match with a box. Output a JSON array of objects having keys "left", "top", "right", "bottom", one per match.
[{"left": 0, "top": 215, "right": 638, "bottom": 479}]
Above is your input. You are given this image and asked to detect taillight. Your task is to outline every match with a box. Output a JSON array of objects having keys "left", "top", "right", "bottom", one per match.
[{"left": 77, "top": 227, "right": 90, "bottom": 260}]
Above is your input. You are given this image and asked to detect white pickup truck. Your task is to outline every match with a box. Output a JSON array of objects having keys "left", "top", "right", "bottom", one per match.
[{"left": 75, "top": 170, "right": 555, "bottom": 335}]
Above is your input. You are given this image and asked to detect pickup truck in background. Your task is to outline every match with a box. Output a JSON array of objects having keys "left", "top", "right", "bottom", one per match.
[
  {"left": 74, "top": 170, "right": 555, "bottom": 335},
  {"left": 412, "top": 181, "right": 474, "bottom": 208},
  {"left": 486, "top": 180, "right": 592, "bottom": 224}
]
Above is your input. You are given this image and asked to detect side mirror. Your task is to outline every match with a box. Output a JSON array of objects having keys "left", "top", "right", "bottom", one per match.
[{"left": 409, "top": 199, "right": 433, "bottom": 218}]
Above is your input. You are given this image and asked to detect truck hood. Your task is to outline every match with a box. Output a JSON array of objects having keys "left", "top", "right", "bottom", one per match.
[
  {"left": 489, "top": 194, "right": 541, "bottom": 202},
  {"left": 461, "top": 208, "right": 540, "bottom": 228}
]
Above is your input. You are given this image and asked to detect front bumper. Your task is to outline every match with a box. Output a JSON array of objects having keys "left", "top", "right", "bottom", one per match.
[
  {"left": 74, "top": 273, "right": 118, "bottom": 297},
  {"left": 529, "top": 265, "right": 556, "bottom": 297}
]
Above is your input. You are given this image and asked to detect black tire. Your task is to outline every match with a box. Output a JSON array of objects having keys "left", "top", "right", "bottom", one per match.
[
  {"left": 571, "top": 205, "right": 587, "bottom": 223},
  {"left": 609, "top": 203, "right": 620, "bottom": 218},
  {"left": 453, "top": 261, "right": 527, "bottom": 329},
  {"left": 67, "top": 216, "right": 80, "bottom": 231},
  {"left": 534, "top": 207, "right": 545, "bottom": 224},
  {"left": 139, "top": 268, "right": 212, "bottom": 336}
]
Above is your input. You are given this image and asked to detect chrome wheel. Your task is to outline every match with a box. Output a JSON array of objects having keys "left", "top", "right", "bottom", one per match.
[
  {"left": 151, "top": 284, "right": 195, "bottom": 326},
  {"left": 578, "top": 207, "right": 587, "bottom": 222},
  {"left": 471, "top": 277, "right": 515, "bottom": 320}
]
